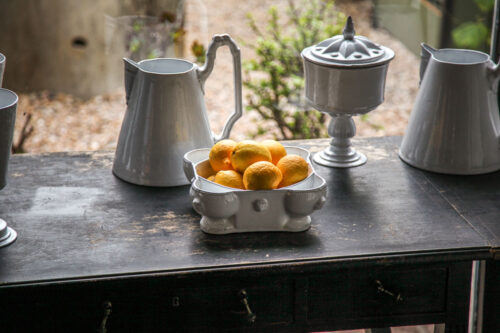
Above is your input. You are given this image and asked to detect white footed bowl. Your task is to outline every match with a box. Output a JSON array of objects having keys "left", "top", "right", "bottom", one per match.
[{"left": 183, "top": 146, "right": 327, "bottom": 234}]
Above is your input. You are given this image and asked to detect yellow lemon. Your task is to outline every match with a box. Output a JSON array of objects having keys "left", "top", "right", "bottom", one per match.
[
  {"left": 231, "top": 140, "right": 272, "bottom": 173},
  {"left": 196, "top": 161, "right": 215, "bottom": 179},
  {"left": 207, "top": 175, "right": 216, "bottom": 182},
  {"left": 243, "top": 161, "right": 282, "bottom": 190},
  {"left": 261, "top": 140, "right": 287, "bottom": 165},
  {"left": 214, "top": 170, "right": 245, "bottom": 189},
  {"left": 277, "top": 155, "right": 309, "bottom": 187},
  {"left": 209, "top": 139, "right": 237, "bottom": 172}
]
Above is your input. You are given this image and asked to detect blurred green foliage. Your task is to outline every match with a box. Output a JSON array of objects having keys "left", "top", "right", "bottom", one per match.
[
  {"left": 191, "top": 40, "right": 206, "bottom": 64},
  {"left": 243, "top": 0, "right": 346, "bottom": 140},
  {"left": 452, "top": 0, "right": 494, "bottom": 51},
  {"left": 127, "top": 15, "right": 181, "bottom": 61}
]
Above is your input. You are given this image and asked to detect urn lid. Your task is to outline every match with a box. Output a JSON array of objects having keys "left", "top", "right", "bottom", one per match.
[{"left": 301, "top": 16, "right": 394, "bottom": 67}]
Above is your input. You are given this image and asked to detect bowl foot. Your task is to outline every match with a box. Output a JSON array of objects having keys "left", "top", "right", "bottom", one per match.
[
  {"left": 200, "top": 217, "right": 235, "bottom": 234},
  {"left": 284, "top": 216, "right": 311, "bottom": 232}
]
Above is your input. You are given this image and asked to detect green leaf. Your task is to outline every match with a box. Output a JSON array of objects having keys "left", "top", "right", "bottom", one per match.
[
  {"left": 147, "top": 49, "right": 161, "bottom": 59},
  {"left": 129, "top": 38, "right": 141, "bottom": 53},
  {"left": 132, "top": 20, "right": 144, "bottom": 32},
  {"left": 474, "top": 0, "right": 495, "bottom": 12},
  {"left": 452, "top": 22, "right": 489, "bottom": 49}
]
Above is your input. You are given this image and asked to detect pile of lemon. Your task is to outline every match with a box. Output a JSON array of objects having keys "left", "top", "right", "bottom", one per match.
[{"left": 204, "top": 139, "right": 309, "bottom": 190}]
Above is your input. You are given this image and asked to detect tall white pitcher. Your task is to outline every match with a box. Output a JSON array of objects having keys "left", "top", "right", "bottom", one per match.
[{"left": 113, "top": 34, "right": 242, "bottom": 186}]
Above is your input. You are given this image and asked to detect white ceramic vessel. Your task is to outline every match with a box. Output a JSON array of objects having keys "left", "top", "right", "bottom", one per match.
[
  {"left": 301, "top": 16, "right": 394, "bottom": 168},
  {"left": 0, "top": 85, "right": 18, "bottom": 247},
  {"left": 0, "top": 53, "right": 5, "bottom": 87},
  {"left": 183, "top": 147, "right": 327, "bottom": 234},
  {"left": 399, "top": 44, "right": 500, "bottom": 175},
  {"left": 113, "top": 34, "right": 242, "bottom": 187}
]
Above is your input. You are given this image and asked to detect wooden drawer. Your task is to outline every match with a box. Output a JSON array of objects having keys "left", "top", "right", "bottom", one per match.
[
  {"left": 147, "top": 281, "right": 294, "bottom": 331},
  {"left": 307, "top": 266, "right": 447, "bottom": 322},
  {"left": 0, "top": 278, "right": 294, "bottom": 332},
  {"left": 104, "top": 280, "right": 294, "bottom": 332}
]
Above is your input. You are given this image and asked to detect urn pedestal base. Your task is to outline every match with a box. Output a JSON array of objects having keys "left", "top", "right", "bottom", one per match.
[
  {"left": 313, "top": 114, "right": 367, "bottom": 168},
  {"left": 0, "top": 219, "right": 17, "bottom": 248}
]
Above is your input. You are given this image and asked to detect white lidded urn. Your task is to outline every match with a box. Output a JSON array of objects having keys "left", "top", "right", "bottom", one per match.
[{"left": 301, "top": 16, "right": 394, "bottom": 168}]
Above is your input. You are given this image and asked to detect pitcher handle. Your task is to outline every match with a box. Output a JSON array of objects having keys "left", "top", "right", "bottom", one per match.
[
  {"left": 197, "top": 34, "right": 243, "bottom": 142},
  {"left": 487, "top": 61, "right": 500, "bottom": 91}
]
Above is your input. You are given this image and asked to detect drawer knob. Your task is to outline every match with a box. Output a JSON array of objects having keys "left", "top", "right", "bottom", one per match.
[
  {"left": 97, "top": 301, "right": 112, "bottom": 333},
  {"left": 238, "top": 289, "right": 257, "bottom": 324},
  {"left": 375, "top": 280, "right": 403, "bottom": 302}
]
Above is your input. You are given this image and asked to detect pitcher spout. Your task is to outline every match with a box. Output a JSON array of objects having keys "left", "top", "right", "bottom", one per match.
[
  {"left": 123, "top": 58, "right": 139, "bottom": 105},
  {"left": 420, "top": 43, "right": 438, "bottom": 84}
]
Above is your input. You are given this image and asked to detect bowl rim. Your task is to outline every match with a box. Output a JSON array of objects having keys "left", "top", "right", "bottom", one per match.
[{"left": 185, "top": 146, "right": 326, "bottom": 194}]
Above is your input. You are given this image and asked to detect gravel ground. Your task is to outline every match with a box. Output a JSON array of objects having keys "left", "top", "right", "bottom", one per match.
[{"left": 12, "top": 0, "right": 419, "bottom": 153}]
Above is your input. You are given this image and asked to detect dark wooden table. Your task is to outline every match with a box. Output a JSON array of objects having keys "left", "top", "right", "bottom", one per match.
[
  {"left": 0, "top": 137, "right": 497, "bottom": 333},
  {"left": 422, "top": 164, "right": 500, "bottom": 333}
]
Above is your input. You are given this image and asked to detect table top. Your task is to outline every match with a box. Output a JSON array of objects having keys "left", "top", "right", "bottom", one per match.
[
  {"left": 422, "top": 169, "right": 500, "bottom": 253},
  {"left": 0, "top": 136, "right": 495, "bottom": 287}
]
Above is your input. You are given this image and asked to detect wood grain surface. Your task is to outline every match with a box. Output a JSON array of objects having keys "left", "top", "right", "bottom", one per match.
[{"left": 0, "top": 137, "right": 492, "bottom": 286}]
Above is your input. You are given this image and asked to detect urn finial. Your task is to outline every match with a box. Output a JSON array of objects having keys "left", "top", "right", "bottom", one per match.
[{"left": 342, "top": 16, "right": 355, "bottom": 40}]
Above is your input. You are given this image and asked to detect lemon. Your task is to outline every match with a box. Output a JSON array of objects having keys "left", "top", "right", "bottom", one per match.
[
  {"left": 243, "top": 161, "right": 282, "bottom": 190},
  {"left": 209, "top": 139, "right": 237, "bottom": 172},
  {"left": 277, "top": 155, "right": 309, "bottom": 187},
  {"left": 214, "top": 170, "right": 245, "bottom": 189},
  {"left": 231, "top": 140, "right": 272, "bottom": 173},
  {"left": 196, "top": 161, "right": 215, "bottom": 179},
  {"left": 261, "top": 140, "right": 287, "bottom": 165},
  {"left": 207, "top": 175, "right": 216, "bottom": 182}
]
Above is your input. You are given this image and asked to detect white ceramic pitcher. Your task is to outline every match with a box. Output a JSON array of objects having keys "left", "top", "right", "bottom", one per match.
[
  {"left": 399, "top": 43, "right": 500, "bottom": 175},
  {"left": 113, "top": 34, "right": 242, "bottom": 186}
]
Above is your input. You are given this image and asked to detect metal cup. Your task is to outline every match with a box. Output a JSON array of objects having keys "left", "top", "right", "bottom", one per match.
[
  {"left": 0, "top": 88, "right": 17, "bottom": 190},
  {"left": 0, "top": 53, "right": 5, "bottom": 87}
]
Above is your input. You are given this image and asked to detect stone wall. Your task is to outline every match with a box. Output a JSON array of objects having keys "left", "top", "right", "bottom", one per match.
[{"left": 0, "top": 0, "right": 184, "bottom": 99}]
